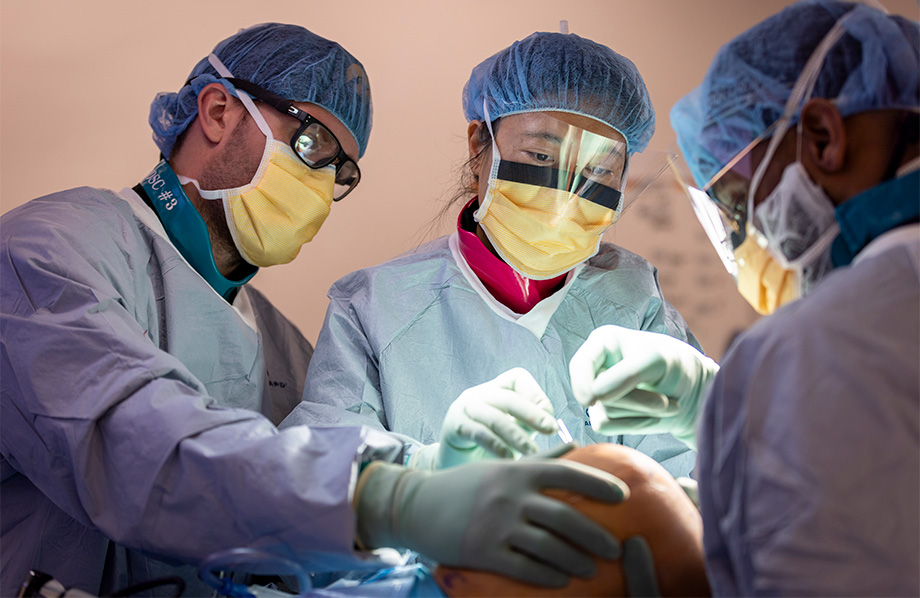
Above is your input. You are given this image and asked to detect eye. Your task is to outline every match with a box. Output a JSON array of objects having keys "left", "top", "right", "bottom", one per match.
[
  {"left": 584, "top": 165, "right": 614, "bottom": 178},
  {"left": 581, "top": 164, "right": 622, "bottom": 188},
  {"left": 526, "top": 152, "right": 555, "bottom": 165}
]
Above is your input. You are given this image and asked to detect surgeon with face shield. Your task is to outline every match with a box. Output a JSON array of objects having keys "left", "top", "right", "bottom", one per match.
[
  {"left": 285, "top": 31, "right": 700, "bottom": 479},
  {"left": 568, "top": 1, "right": 919, "bottom": 595}
]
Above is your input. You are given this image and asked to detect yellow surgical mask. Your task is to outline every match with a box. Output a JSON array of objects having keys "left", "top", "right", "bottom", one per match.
[
  {"left": 478, "top": 178, "right": 617, "bottom": 279},
  {"left": 220, "top": 139, "right": 334, "bottom": 267},
  {"left": 184, "top": 68, "right": 336, "bottom": 266},
  {"left": 192, "top": 133, "right": 335, "bottom": 268},
  {"left": 733, "top": 223, "right": 798, "bottom": 315}
]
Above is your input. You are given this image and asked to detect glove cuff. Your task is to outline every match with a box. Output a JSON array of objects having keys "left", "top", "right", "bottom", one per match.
[
  {"left": 354, "top": 462, "right": 433, "bottom": 552},
  {"left": 354, "top": 462, "right": 404, "bottom": 550},
  {"left": 437, "top": 441, "right": 486, "bottom": 469},
  {"left": 406, "top": 443, "right": 439, "bottom": 470},
  {"left": 674, "top": 355, "right": 720, "bottom": 449}
]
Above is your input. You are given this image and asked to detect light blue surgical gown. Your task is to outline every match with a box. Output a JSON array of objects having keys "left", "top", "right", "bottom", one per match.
[
  {"left": 0, "top": 187, "right": 404, "bottom": 597},
  {"left": 697, "top": 225, "right": 920, "bottom": 597},
  {"left": 287, "top": 233, "right": 698, "bottom": 478}
]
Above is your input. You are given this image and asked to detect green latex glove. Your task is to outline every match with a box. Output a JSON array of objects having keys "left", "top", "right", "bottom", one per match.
[
  {"left": 409, "top": 367, "right": 558, "bottom": 470},
  {"left": 622, "top": 536, "right": 662, "bottom": 597},
  {"left": 569, "top": 325, "right": 719, "bottom": 449},
  {"left": 354, "top": 455, "right": 628, "bottom": 588}
]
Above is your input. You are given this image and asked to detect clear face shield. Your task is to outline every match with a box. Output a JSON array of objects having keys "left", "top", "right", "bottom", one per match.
[
  {"left": 475, "top": 110, "right": 673, "bottom": 279},
  {"left": 481, "top": 112, "right": 630, "bottom": 225},
  {"left": 670, "top": 132, "right": 770, "bottom": 280},
  {"left": 474, "top": 111, "right": 626, "bottom": 279}
]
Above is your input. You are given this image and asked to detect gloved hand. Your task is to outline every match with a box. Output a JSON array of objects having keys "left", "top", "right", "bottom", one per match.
[
  {"left": 569, "top": 325, "right": 719, "bottom": 448},
  {"left": 621, "top": 536, "right": 662, "bottom": 597},
  {"left": 408, "top": 367, "right": 558, "bottom": 469},
  {"left": 354, "top": 453, "right": 628, "bottom": 588}
]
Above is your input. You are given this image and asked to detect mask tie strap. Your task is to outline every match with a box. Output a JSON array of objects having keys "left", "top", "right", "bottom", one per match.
[
  {"left": 208, "top": 53, "right": 274, "bottom": 140},
  {"left": 747, "top": 10, "right": 855, "bottom": 216}
]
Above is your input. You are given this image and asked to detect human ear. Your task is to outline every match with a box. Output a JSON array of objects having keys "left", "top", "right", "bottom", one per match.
[
  {"left": 467, "top": 120, "right": 493, "bottom": 185},
  {"left": 800, "top": 99, "right": 846, "bottom": 173},
  {"left": 467, "top": 120, "right": 487, "bottom": 162},
  {"left": 196, "top": 83, "right": 235, "bottom": 144}
]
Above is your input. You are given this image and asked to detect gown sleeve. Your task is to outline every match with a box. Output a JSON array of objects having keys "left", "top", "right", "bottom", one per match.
[{"left": 0, "top": 194, "right": 400, "bottom": 571}]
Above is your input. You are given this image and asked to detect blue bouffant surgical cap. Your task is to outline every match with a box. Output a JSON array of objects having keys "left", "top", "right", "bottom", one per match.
[
  {"left": 671, "top": 0, "right": 920, "bottom": 188},
  {"left": 462, "top": 32, "right": 655, "bottom": 154},
  {"left": 149, "top": 23, "right": 372, "bottom": 159}
]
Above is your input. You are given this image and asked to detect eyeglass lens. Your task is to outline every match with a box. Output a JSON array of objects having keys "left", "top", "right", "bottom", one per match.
[{"left": 292, "top": 122, "right": 360, "bottom": 200}]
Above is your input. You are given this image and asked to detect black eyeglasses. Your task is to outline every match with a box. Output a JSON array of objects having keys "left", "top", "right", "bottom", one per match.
[{"left": 227, "top": 78, "right": 361, "bottom": 201}]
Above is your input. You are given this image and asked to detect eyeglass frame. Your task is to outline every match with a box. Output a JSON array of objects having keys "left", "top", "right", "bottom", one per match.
[
  {"left": 226, "top": 77, "right": 361, "bottom": 201},
  {"left": 697, "top": 117, "right": 786, "bottom": 241}
]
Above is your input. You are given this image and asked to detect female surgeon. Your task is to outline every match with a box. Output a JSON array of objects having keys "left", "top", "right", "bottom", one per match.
[{"left": 284, "top": 31, "right": 700, "bottom": 478}]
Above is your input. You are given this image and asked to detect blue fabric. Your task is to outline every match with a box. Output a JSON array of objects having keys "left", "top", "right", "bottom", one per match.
[
  {"left": 697, "top": 225, "right": 920, "bottom": 596},
  {"left": 308, "top": 564, "right": 444, "bottom": 597},
  {"left": 831, "top": 169, "right": 920, "bottom": 267},
  {"left": 671, "top": 0, "right": 920, "bottom": 188},
  {"left": 0, "top": 187, "right": 399, "bottom": 597},
  {"left": 286, "top": 235, "right": 699, "bottom": 479},
  {"left": 149, "top": 23, "right": 372, "bottom": 158},
  {"left": 140, "top": 159, "right": 255, "bottom": 300},
  {"left": 462, "top": 32, "right": 655, "bottom": 154}
]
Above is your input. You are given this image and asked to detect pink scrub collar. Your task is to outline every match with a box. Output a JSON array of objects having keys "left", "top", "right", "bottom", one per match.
[{"left": 457, "top": 198, "right": 567, "bottom": 314}]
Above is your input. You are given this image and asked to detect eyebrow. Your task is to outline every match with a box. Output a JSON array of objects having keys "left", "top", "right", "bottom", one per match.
[
  {"left": 521, "top": 131, "right": 564, "bottom": 145},
  {"left": 597, "top": 146, "right": 625, "bottom": 160}
]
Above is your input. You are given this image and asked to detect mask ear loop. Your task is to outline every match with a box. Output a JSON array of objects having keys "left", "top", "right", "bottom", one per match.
[
  {"left": 474, "top": 100, "right": 502, "bottom": 221},
  {"left": 181, "top": 53, "right": 281, "bottom": 204},
  {"left": 745, "top": 10, "right": 854, "bottom": 222},
  {"left": 745, "top": 10, "right": 856, "bottom": 289}
]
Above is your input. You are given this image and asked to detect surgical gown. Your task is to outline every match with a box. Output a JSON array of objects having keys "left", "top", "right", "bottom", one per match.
[
  {"left": 0, "top": 187, "right": 404, "bottom": 597},
  {"left": 697, "top": 224, "right": 920, "bottom": 597},
  {"left": 287, "top": 233, "right": 698, "bottom": 477}
]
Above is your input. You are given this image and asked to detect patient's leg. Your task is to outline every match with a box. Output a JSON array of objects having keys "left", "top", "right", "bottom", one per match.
[{"left": 434, "top": 443, "right": 711, "bottom": 597}]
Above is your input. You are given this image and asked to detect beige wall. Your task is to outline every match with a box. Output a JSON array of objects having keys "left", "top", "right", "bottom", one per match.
[{"left": 2, "top": 0, "right": 916, "bottom": 360}]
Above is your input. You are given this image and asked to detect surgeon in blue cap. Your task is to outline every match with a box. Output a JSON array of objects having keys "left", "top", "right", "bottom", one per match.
[
  {"left": 568, "top": 1, "right": 919, "bottom": 595},
  {"left": 0, "top": 23, "right": 630, "bottom": 597},
  {"left": 288, "top": 31, "right": 700, "bottom": 479}
]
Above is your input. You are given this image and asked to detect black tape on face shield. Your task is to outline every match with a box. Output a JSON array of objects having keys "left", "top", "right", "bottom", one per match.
[{"left": 494, "top": 161, "right": 624, "bottom": 210}]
